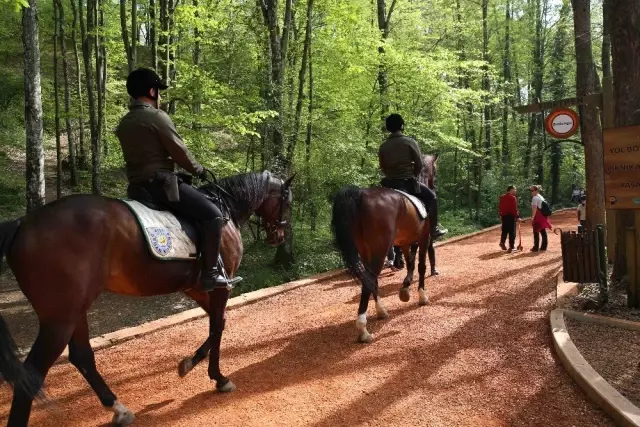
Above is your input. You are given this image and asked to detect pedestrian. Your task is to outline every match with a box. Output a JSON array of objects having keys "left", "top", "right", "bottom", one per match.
[
  {"left": 498, "top": 185, "right": 520, "bottom": 252},
  {"left": 529, "top": 185, "right": 552, "bottom": 252},
  {"left": 577, "top": 195, "right": 587, "bottom": 232}
]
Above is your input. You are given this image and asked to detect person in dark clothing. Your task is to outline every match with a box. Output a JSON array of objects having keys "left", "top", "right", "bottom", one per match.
[
  {"left": 498, "top": 185, "right": 520, "bottom": 252},
  {"left": 378, "top": 113, "right": 448, "bottom": 242},
  {"left": 116, "top": 67, "right": 241, "bottom": 292}
]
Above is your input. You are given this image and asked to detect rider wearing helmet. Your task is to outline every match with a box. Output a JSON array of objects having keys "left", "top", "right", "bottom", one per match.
[
  {"left": 116, "top": 67, "right": 241, "bottom": 292},
  {"left": 379, "top": 113, "right": 448, "bottom": 240}
]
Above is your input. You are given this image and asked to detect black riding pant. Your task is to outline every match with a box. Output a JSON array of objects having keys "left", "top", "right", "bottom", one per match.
[
  {"left": 143, "top": 179, "right": 223, "bottom": 222},
  {"left": 533, "top": 229, "right": 548, "bottom": 250},
  {"left": 500, "top": 215, "right": 516, "bottom": 249}
]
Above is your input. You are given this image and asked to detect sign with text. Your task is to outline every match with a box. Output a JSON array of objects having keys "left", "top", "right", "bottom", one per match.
[
  {"left": 544, "top": 108, "right": 579, "bottom": 139},
  {"left": 603, "top": 125, "right": 640, "bottom": 209}
]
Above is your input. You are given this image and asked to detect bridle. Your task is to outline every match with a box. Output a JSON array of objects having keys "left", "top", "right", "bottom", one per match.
[{"left": 262, "top": 180, "right": 291, "bottom": 236}]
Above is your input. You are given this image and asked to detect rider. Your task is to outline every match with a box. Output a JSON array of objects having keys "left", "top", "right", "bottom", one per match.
[
  {"left": 116, "top": 67, "right": 241, "bottom": 292},
  {"left": 379, "top": 113, "right": 448, "bottom": 240}
]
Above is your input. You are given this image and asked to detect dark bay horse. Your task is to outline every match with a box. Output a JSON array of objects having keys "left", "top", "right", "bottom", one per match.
[
  {"left": 0, "top": 171, "right": 294, "bottom": 426},
  {"left": 331, "top": 155, "right": 436, "bottom": 343}
]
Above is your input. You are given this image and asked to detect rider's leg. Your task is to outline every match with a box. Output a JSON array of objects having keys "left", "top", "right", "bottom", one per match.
[
  {"left": 417, "top": 183, "right": 448, "bottom": 239},
  {"left": 176, "top": 184, "right": 242, "bottom": 291}
]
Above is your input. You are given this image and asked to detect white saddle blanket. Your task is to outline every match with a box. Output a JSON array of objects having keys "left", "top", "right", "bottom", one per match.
[
  {"left": 121, "top": 199, "right": 197, "bottom": 261},
  {"left": 393, "top": 190, "right": 428, "bottom": 219}
]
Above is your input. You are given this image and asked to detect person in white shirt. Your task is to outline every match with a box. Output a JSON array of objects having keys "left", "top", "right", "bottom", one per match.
[
  {"left": 530, "top": 185, "right": 552, "bottom": 252},
  {"left": 577, "top": 196, "right": 586, "bottom": 232}
]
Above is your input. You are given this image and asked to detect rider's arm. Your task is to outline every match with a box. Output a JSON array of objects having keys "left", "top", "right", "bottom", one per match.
[
  {"left": 154, "top": 110, "right": 204, "bottom": 176},
  {"left": 409, "top": 139, "right": 424, "bottom": 177},
  {"left": 378, "top": 147, "right": 387, "bottom": 175}
]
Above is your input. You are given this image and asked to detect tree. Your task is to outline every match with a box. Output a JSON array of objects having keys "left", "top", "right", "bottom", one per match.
[
  {"left": 571, "top": 0, "right": 605, "bottom": 229},
  {"left": 54, "top": 0, "right": 62, "bottom": 199},
  {"left": 70, "top": 0, "right": 87, "bottom": 170},
  {"left": 22, "top": 0, "right": 45, "bottom": 211}
]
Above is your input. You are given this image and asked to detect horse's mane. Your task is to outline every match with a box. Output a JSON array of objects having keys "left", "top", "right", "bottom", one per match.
[
  {"left": 200, "top": 172, "right": 270, "bottom": 215},
  {"left": 419, "top": 154, "right": 436, "bottom": 187}
]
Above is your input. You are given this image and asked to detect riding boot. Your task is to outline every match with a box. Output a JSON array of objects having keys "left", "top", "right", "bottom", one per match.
[
  {"left": 429, "top": 199, "right": 448, "bottom": 240},
  {"left": 199, "top": 218, "right": 242, "bottom": 292}
]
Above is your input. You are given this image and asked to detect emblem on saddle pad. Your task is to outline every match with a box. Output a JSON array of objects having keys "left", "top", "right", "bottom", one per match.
[{"left": 148, "top": 227, "right": 173, "bottom": 257}]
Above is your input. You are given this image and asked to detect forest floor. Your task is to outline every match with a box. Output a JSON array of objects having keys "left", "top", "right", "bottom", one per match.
[{"left": 0, "top": 210, "right": 614, "bottom": 427}]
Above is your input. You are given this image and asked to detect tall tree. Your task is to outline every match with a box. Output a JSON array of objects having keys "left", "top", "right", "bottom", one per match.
[
  {"left": 22, "top": 0, "right": 45, "bottom": 211},
  {"left": 376, "top": 0, "right": 397, "bottom": 125},
  {"left": 70, "top": 0, "right": 87, "bottom": 170},
  {"left": 501, "top": 0, "right": 512, "bottom": 178},
  {"left": 609, "top": 0, "right": 640, "bottom": 276},
  {"left": 549, "top": 0, "right": 571, "bottom": 205},
  {"left": 56, "top": 0, "right": 78, "bottom": 187},
  {"left": 120, "top": 0, "right": 133, "bottom": 72},
  {"left": 571, "top": 0, "right": 605, "bottom": 229},
  {"left": 482, "top": 0, "right": 491, "bottom": 170},
  {"left": 53, "top": 0, "right": 62, "bottom": 199}
]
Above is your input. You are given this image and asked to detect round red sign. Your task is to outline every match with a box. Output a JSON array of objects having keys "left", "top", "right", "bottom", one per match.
[{"left": 544, "top": 108, "right": 579, "bottom": 138}]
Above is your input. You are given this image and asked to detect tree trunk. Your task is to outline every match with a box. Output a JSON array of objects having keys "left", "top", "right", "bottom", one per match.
[
  {"left": 120, "top": 0, "right": 133, "bottom": 72},
  {"left": 57, "top": 0, "right": 77, "bottom": 188},
  {"left": 159, "top": 0, "right": 169, "bottom": 81},
  {"left": 502, "top": 0, "right": 511, "bottom": 178},
  {"left": 131, "top": 0, "right": 137, "bottom": 69},
  {"left": 305, "top": 36, "right": 316, "bottom": 231},
  {"left": 376, "top": 0, "right": 397, "bottom": 124},
  {"left": 571, "top": 0, "right": 605, "bottom": 229},
  {"left": 286, "top": 0, "right": 313, "bottom": 166},
  {"left": 54, "top": 0, "right": 62, "bottom": 199},
  {"left": 609, "top": 0, "right": 640, "bottom": 277},
  {"left": 482, "top": 0, "right": 491, "bottom": 170},
  {"left": 150, "top": 0, "right": 157, "bottom": 70},
  {"left": 602, "top": 0, "right": 612, "bottom": 79},
  {"left": 81, "top": 0, "right": 100, "bottom": 194},
  {"left": 70, "top": 0, "right": 87, "bottom": 170},
  {"left": 22, "top": 0, "right": 45, "bottom": 211}
]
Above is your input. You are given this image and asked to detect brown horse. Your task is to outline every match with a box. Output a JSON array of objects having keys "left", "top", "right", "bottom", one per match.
[
  {"left": 0, "top": 171, "right": 294, "bottom": 427},
  {"left": 331, "top": 156, "right": 436, "bottom": 343}
]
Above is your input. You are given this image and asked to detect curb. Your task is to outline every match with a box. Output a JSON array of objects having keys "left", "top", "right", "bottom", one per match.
[
  {"left": 563, "top": 309, "right": 640, "bottom": 333},
  {"left": 551, "top": 308, "right": 640, "bottom": 426},
  {"left": 555, "top": 268, "right": 579, "bottom": 308},
  {"left": 50, "top": 210, "right": 573, "bottom": 361}
]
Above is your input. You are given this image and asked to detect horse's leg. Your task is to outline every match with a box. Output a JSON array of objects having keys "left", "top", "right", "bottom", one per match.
[
  {"left": 68, "top": 316, "right": 134, "bottom": 425},
  {"left": 208, "top": 288, "right": 236, "bottom": 392},
  {"left": 428, "top": 241, "right": 439, "bottom": 276},
  {"left": 178, "top": 338, "right": 211, "bottom": 378},
  {"left": 401, "top": 244, "right": 416, "bottom": 290},
  {"left": 8, "top": 323, "right": 74, "bottom": 427},
  {"left": 417, "top": 236, "right": 430, "bottom": 306},
  {"left": 356, "top": 287, "right": 374, "bottom": 343}
]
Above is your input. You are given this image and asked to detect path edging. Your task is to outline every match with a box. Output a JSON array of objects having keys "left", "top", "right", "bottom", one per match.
[
  {"left": 55, "top": 210, "right": 568, "bottom": 360},
  {"left": 550, "top": 308, "right": 640, "bottom": 426}
]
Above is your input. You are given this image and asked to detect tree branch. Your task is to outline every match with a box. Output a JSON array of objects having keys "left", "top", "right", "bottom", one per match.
[
  {"left": 543, "top": 138, "right": 584, "bottom": 151},
  {"left": 385, "top": 0, "right": 398, "bottom": 32}
]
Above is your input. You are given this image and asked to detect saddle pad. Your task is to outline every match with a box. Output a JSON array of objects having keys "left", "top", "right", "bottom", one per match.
[
  {"left": 120, "top": 199, "right": 198, "bottom": 261},
  {"left": 393, "top": 190, "right": 428, "bottom": 219}
]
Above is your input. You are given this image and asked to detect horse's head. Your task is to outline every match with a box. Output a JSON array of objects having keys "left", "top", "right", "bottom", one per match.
[
  {"left": 255, "top": 172, "right": 296, "bottom": 246},
  {"left": 420, "top": 153, "right": 438, "bottom": 190}
]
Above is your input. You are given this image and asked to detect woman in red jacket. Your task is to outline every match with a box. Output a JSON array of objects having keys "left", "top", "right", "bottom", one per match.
[{"left": 498, "top": 185, "right": 520, "bottom": 252}]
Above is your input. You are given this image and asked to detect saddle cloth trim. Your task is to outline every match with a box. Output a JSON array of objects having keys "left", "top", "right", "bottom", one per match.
[
  {"left": 393, "top": 189, "right": 428, "bottom": 219},
  {"left": 120, "top": 199, "right": 198, "bottom": 261}
]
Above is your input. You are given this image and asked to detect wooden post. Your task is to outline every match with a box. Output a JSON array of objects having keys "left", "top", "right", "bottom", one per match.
[
  {"left": 596, "top": 225, "right": 608, "bottom": 301},
  {"left": 602, "top": 76, "right": 616, "bottom": 264},
  {"left": 626, "top": 227, "right": 637, "bottom": 308}
]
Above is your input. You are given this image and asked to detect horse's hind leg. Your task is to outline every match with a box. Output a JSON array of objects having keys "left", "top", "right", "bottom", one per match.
[
  {"left": 417, "top": 237, "right": 430, "bottom": 306},
  {"left": 428, "top": 242, "right": 438, "bottom": 276},
  {"left": 8, "top": 323, "right": 74, "bottom": 427},
  {"left": 68, "top": 316, "right": 134, "bottom": 426},
  {"left": 356, "top": 256, "right": 385, "bottom": 343},
  {"left": 400, "top": 245, "right": 416, "bottom": 303}
]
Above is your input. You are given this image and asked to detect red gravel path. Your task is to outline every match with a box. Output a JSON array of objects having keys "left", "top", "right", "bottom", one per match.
[{"left": 0, "top": 210, "right": 612, "bottom": 426}]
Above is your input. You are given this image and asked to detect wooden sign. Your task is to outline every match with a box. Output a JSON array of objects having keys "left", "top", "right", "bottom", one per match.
[
  {"left": 603, "top": 125, "right": 640, "bottom": 210},
  {"left": 544, "top": 108, "right": 579, "bottom": 138}
]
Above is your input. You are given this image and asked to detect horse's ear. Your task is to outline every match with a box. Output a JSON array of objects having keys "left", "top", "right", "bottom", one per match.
[{"left": 285, "top": 173, "right": 297, "bottom": 188}]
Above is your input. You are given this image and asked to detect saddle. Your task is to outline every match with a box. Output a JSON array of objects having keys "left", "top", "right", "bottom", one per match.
[
  {"left": 380, "top": 178, "right": 428, "bottom": 219},
  {"left": 121, "top": 177, "right": 230, "bottom": 261}
]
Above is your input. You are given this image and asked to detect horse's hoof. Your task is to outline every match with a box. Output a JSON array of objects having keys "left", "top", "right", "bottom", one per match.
[
  {"left": 377, "top": 310, "right": 389, "bottom": 320},
  {"left": 178, "top": 358, "right": 193, "bottom": 378},
  {"left": 402, "top": 278, "right": 413, "bottom": 287},
  {"left": 216, "top": 379, "right": 236, "bottom": 393},
  {"left": 418, "top": 290, "right": 429, "bottom": 306},
  {"left": 399, "top": 287, "right": 410, "bottom": 302},
  {"left": 111, "top": 408, "right": 135, "bottom": 426},
  {"left": 430, "top": 270, "right": 439, "bottom": 276},
  {"left": 358, "top": 332, "right": 373, "bottom": 343}
]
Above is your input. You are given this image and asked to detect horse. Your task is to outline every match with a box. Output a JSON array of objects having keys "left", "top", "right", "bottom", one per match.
[
  {"left": 0, "top": 171, "right": 294, "bottom": 427},
  {"left": 331, "top": 155, "right": 436, "bottom": 343},
  {"left": 390, "top": 154, "right": 439, "bottom": 275}
]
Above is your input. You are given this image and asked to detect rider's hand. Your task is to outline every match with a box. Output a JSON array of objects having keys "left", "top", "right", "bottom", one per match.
[{"left": 199, "top": 168, "right": 210, "bottom": 180}]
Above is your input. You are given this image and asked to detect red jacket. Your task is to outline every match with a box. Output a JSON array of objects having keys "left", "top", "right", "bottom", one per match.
[{"left": 499, "top": 193, "right": 520, "bottom": 217}]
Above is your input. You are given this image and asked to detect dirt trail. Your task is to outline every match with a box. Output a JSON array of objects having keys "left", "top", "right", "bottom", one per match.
[{"left": 0, "top": 210, "right": 613, "bottom": 426}]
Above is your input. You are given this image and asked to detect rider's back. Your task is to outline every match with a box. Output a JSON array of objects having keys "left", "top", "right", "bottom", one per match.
[{"left": 378, "top": 135, "right": 422, "bottom": 180}]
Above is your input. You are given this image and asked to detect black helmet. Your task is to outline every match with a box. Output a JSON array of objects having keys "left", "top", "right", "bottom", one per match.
[
  {"left": 385, "top": 113, "right": 405, "bottom": 133},
  {"left": 126, "top": 68, "right": 168, "bottom": 99}
]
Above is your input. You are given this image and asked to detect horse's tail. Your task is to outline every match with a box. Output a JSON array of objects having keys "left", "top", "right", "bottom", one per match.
[
  {"left": 331, "top": 187, "right": 377, "bottom": 294},
  {"left": 0, "top": 219, "right": 43, "bottom": 398}
]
